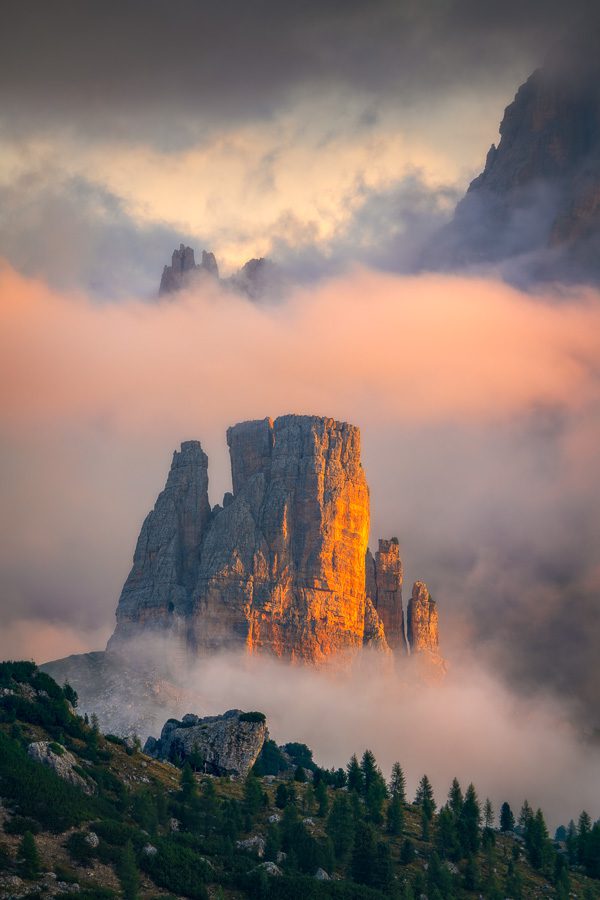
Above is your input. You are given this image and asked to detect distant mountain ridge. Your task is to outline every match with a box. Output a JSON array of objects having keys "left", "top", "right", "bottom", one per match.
[
  {"left": 431, "top": 31, "right": 600, "bottom": 283},
  {"left": 159, "top": 244, "right": 284, "bottom": 300}
]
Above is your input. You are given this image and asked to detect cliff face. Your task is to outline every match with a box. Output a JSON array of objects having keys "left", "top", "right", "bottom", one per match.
[
  {"left": 110, "top": 415, "right": 376, "bottom": 664},
  {"left": 407, "top": 581, "right": 439, "bottom": 654},
  {"left": 159, "top": 246, "right": 285, "bottom": 300},
  {"left": 108, "top": 414, "right": 441, "bottom": 667},
  {"left": 365, "top": 539, "right": 406, "bottom": 652},
  {"left": 159, "top": 245, "right": 219, "bottom": 295},
  {"left": 433, "top": 34, "right": 600, "bottom": 281}
]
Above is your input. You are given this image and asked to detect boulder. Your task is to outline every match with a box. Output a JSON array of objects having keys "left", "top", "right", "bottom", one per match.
[{"left": 144, "top": 709, "right": 267, "bottom": 776}]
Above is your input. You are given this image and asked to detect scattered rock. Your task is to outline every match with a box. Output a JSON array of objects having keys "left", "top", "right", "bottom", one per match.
[
  {"left": 259, "top": 861, "right": 283, "bottom": 876},
  {"left": 27, "top": 742, "right": 94, "bottom": 795},
  {"left": 236, "top": 835, "right": 266, "bottom": 858},
  {"left": 84, "top": 832, "right": 99, "bottom": 848},
  {"left": 315, "top": 868, "right": 330, "bottom": 880}
]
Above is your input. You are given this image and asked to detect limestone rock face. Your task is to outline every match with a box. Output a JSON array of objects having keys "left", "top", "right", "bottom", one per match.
[
  {"left": 407, "top": 581, "right": 439, "bottom": 653},
  {"left": 159, "top": 245, "right": 219, "bottom": 295},
  {"left": 362, "top": 596, "right": 391, "bottom": 653},
  {"left": 27, "top": 741, "right": 95, "bottom": 795},
  {"left": 108, "top": 441, "right": 212, "bottom": 649},
  {"left": 144, "top": 709, "right": 267, "bottom": 776},
  {"left": 110, "top": 415, "right": 372, "bottom": 664},
  {"left": 365, "top": 538, "right": 406, "bottom": 652},
  {"left": 433, "top": 33, "right": 600, "bottom": 282}
]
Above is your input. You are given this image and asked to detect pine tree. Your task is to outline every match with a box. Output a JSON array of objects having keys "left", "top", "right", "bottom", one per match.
[
  {"left": 390, "top": 761, "right": 406, "bottom": 802},
  {"left": 387, "top": 791, "right": 404, "bottom": 835},
  {"left": 525, "top": 808, "right": 552, "bottom": 871},
  {"left": 180, "top": 761, "right": 197, "bottom": 801},
  {"left": 415, "top": 774, "right": 435, "bottom": 821},
  {"left": 19, "top": 831, "right": 40, "bottom": 880},
  {"left": 460, "top": 783, "right": 481, "bottom": 855},
  {"left": 294, "top": 765, "right": 307, "bottom": 783},
  {"left": 243, "top": 772, "right": 263, "bottom": 819},
  {"left": 373, "top": 840, "right": 394, "bottom": 893},
  {"left": 117, "top": 840, "right": 139, "bottom": 900},
  {"left": 346, "top": 754, "right": 364, "bottom": 793},
  {"left": 326, "top": 794, "right": 355, "bottom": 861},
  {"left": 448, "top": 777, "right": 463, "bottom": 819},
  {"left": 518, "top": 799, "right": 533, "bottom": 832},
  {"left": 484, "top": 797, "right": 495, "bottom": 829},
  {"left": 400, "top": 838, "right": 416, "bottom": 865},
  {"left": 504, "top": 858, "right": 522, "bottom": 900},
  {"left": 351, "top": 821, "right": 376, "bottom": 886},
  {"left": 436, "top": 805, "right": 459, "bottom": 860},
  {"left": 315, "top": 779, "right": 329, "bottom": 817},
  {"left": 500, "top": 801, "right": 515, "bottom": 833},
  {"left": 463, "top": 853, "right": 479, "bottom": 891},
  {"left": 275, "top": 783, "right": 289, "bottom": 809},
  {"left": 360, "top": 750, "right": 379, "bottom": 795}
]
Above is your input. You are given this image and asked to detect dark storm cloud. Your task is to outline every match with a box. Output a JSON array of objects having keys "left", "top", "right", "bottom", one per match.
[
  {"left": 1, "top": 0, "right": 598, "bottom": 144},
  {"left": 0, "top": 169, "right": 198, "bottom": 297}
]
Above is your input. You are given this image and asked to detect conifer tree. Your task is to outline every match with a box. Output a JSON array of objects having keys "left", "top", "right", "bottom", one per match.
[
  {"left": 460, "top": 783, "right": 481, "bottom": 855},
  {"left": 500, "top": 801, "right": 515, "bottom": 833},
  {"left": 484, "top": 797, "right": 495, "bottom": 829},
  {"left": 400, "top": 838, "right": 416, "bottom": 865},
  {"left": 436, "top": 805, "right": 459, "bottom": 860},
  {"left": 117, "top": 840, "right": 139, "bottom": 900},
  {"left": 415, "top": 774, "right": 435, "bottom": 821},
  {"left": 180, "top": 761, "right": 197, "bottom": 801},
  {"left": 315, "top": 778, "right": 329, "bottom": 817},
  {"left": 373, "top": 840, "right": 394, "bottom": 893},
  {"left": 326, "top": 794, "right": 355, "bottom": 861},
  {"left": 387, "top": 791, "right": 404, "bottom": 835},
  {"left": 518, "top": 799, "right": 533, "bottom": 832},
  {"left": 390, "top": 761, "right": 406, "bottom": 802},
  {"left": 504, "top": 858, "right": 523, "bottom": 900},
  {"left": 448, "top": 777, "right": 463, "bottom": 818},
  {"left": 346, "top": 754, "right": 364, "bottom": 794},
  {"left": 243, "top": 772, "right": 263, "bottom": 819},
  {"left": 19, "top": 831, "right": 40, "bottom": 880},
  {"left": 351, "top": 820, "right": 376, "bottom": 886}
]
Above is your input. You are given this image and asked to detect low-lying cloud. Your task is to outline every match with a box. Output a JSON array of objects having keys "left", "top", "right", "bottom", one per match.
[{"left": 1, "top": 263, "right": 599, "bottom": 734}]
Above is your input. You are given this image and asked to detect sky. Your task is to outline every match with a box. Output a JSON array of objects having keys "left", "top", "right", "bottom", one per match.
[{"left": 1, "top": 0, "right": 600, "bottom": 815}]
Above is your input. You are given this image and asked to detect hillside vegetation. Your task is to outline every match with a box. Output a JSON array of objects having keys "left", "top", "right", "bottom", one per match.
[{"left": 0, "top": 661, "right": 599, "bottom": 900}]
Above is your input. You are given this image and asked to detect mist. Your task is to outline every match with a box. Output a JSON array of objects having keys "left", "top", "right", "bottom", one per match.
[{"left": 1, "top": 262, "right": 600, "bottom": 740}]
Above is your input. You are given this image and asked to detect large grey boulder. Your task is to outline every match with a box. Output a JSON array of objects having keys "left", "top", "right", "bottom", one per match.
[{"left": 144, "top": 709, "right": 267, "bottom": 776}]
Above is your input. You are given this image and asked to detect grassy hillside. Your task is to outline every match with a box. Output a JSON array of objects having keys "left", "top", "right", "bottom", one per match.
[{"left": 0, "top": 660, "right": 599, "bottom": 900}]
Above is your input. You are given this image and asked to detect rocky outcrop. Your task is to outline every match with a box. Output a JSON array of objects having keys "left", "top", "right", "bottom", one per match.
[
  {"left": 432, "top": 32, "right": 600, "bottom": 283},
  {"left": 27, "top": 741, "right": 95, "bottom": 795},
  {"left": 365, "top": 539, "right": 406, "bottom": 652},
  {"left": 159, "top": 245, "right": 219, "bottom": 295},
  {"left": 108, "top": 441, "right": 212, "bottom": 648},
  {"left": 110, "top": 415, "right": 373, "bottom": 664},
  {"left": 144, "top": 709, "right": 267, "bottom": 776},
  {"left": 159, "top": 246, "right": 285, "bottom": 299},
  {"left": 362, "top": 596, "right": 390, "bottom": 653},
  {"left": 407, "top": 581, "right": 439, "bottom": 653}
]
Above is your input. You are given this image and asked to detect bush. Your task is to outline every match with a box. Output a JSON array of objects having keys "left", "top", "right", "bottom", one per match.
[
  {"left": 0, "top": 731, "right": 100, "bottom": 832},
  {"left": 239, "top": 711, "right": 266, "bottom": 724},
  {"left": 66, "top": 832, "right": 96, "bottom": 865},
  {"left": 140, "top": 839, "right": 210, "bottom": 899},
  {"left": 49, "top": 742, "right": 65, "bottom": 756},
  {"left": 4, "top": 816, "right": 40, "bottom": 835}
]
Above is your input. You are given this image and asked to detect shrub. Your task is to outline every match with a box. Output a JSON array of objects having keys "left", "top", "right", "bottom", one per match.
[
  {"left": 239, "top": 711, "right": 266, "bottom": 724},
  {"left": 4, "top": 816, "right": 40, "bottom": 836},
  {"left": 66, "top": 832, "right": 96, "bottom": 865},
  {"left": 140, "top": 839, "right": 210, "bottom": 899}
]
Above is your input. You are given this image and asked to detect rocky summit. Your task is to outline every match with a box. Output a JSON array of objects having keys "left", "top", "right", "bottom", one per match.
[
  {"left": 44, "top": 414, "right": 443, "bottom": 734},
  {"left": 432, "top": 31, "right": 600, "bottom": 283},
  {"left": 159, "top": 245, "right": 284, "bottom": 300},
  {"left": 107, "top": 414, "right": 437, "bottom": 665}
]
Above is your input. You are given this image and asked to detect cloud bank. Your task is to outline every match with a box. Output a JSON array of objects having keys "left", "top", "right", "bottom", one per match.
[{"left": 0, "top": 264, "right": 599, "bottom": 733}]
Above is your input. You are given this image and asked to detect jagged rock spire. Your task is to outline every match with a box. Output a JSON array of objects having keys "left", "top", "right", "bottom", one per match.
[
  {"left": 365, "top": 538, "right": 406, "bottom": 652},
  {"left": 407, "top": 581, "right": 439, "bottom": 653}
]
